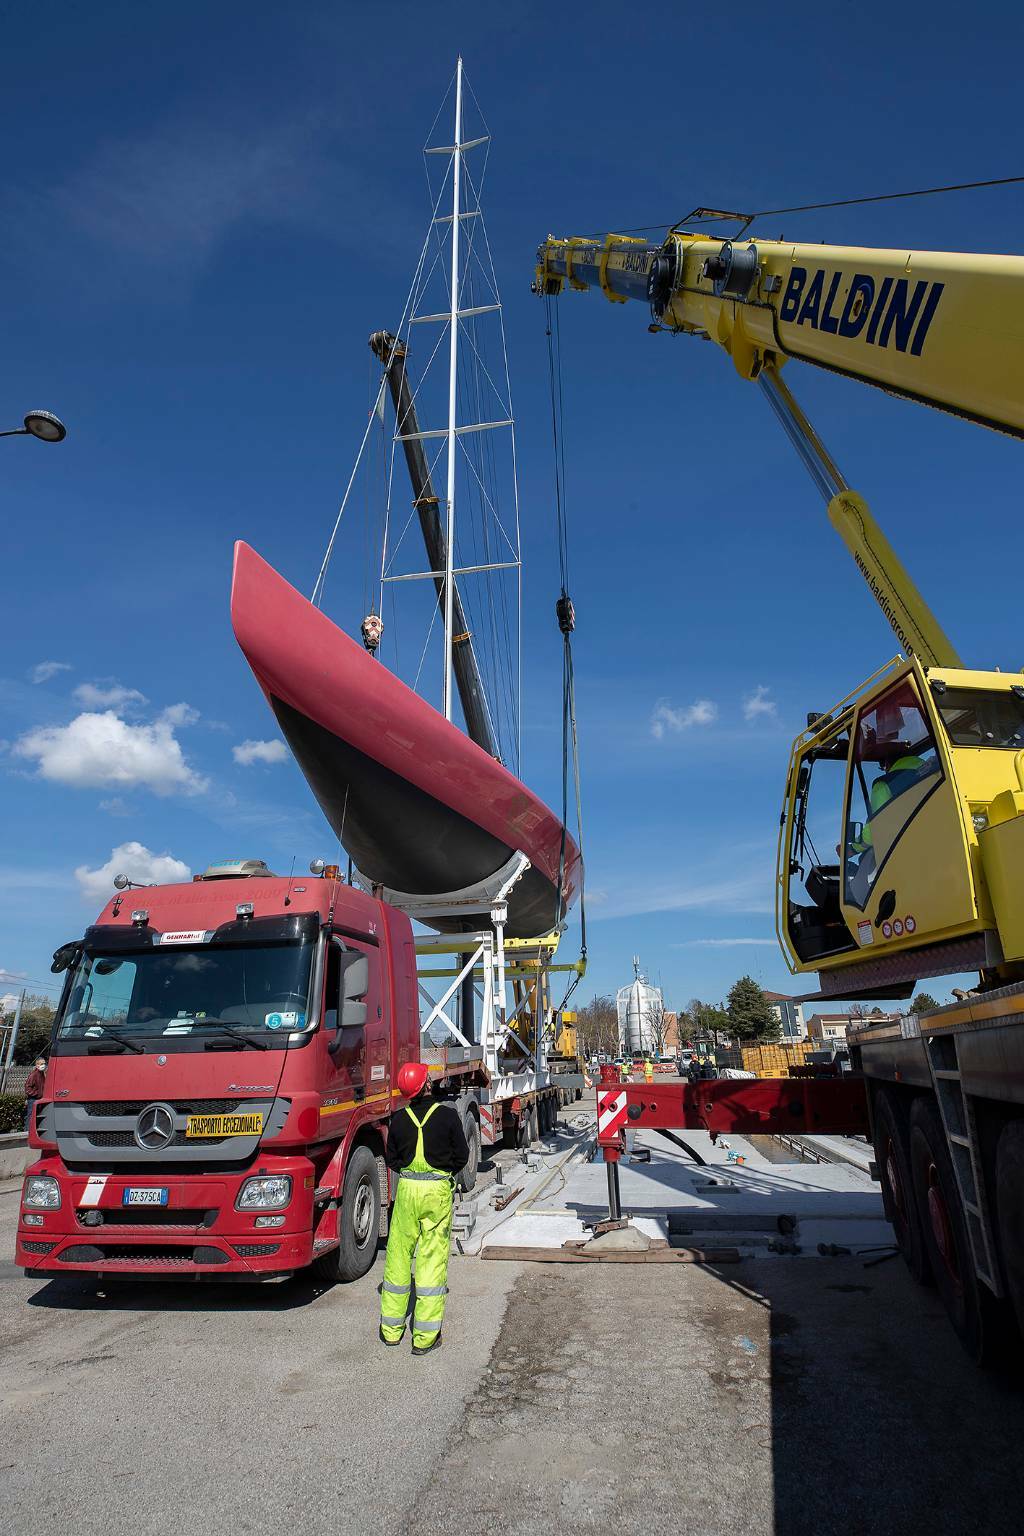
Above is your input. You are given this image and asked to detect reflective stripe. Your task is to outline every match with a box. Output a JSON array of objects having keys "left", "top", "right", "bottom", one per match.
[
  {"left": 412, "top": 1316, "right": 442, "bottom": 1332},
  {"left": 399, "top": 1170, "right": 449, "bottom": 1182},
  {"left": 380, "top": 1313, "right": 407, "bottom": 1327},
  {"left": 381, "top": 1279, "right": 409, "bottom": 1295},
  {"left": 415, "top": 1284, "right": 448, "bottom": 1297}
]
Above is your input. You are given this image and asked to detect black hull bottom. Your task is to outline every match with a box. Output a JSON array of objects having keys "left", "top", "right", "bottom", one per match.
[{"left": 272, "top": 696, "right": 564, "bottom": 938}]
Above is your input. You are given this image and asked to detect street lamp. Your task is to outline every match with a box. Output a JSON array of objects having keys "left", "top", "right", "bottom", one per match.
[{"left": 0, "top": 410, "right": 67, "bottom": 443}]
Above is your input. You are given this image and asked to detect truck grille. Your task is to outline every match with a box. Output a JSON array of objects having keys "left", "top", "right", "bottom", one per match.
[
  {"left": 233, "top": 1243, "right": 281, "bottom": 1257},
  {"left": 83, "top": 1100, "right": 245, "bottom": 1118},
  {"left": 22, "top": 1241, "right": 57, "bottom": 1255},
  {"left": 76, "top": 1208, "right": 215, "bottom": 1230},
  {"left": 86, "top": 1130, "right": 234, "bottom": 1149},
  {"left": 58, "top": 1244, "right": 230, "bottom": 1266}
]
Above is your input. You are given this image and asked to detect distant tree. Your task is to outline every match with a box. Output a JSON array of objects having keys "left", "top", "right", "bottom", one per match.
[
  {"left": 640, "top": 992, "right": 669, "bottom": 1056},
  {"left": 911, "top": 991, "right": 940, "bottom": 1014},
  {"left": 687, "top": 998, "right": 731, "bottom": 1047},
  {"left": 727, "top": 976, "right": 781, "bottom": 1043},
  {"left": 574, "top": 994, "right": 619, "bottom": 1058},
  {"left": 9, "top": 995, "right": 56, "bottom": 1064}
]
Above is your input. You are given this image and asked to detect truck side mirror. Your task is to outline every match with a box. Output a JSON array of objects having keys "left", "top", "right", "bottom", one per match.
[
  {"left": 340, "top": 955, "right": 369, "bottom": 1028},
  {"left": 328, "top": 953, "right": 369, "bottom": 1053}
]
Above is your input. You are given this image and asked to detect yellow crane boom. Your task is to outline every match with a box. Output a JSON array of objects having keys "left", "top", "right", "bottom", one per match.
[
  {"left": 535, "top": 231, "right": 1024, "bottom": 435},
  {"left": 535, "top": 229, "right": 1024, "bottom": 669}
]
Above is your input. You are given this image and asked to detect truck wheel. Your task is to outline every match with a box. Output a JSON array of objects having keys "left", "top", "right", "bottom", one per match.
[
  {"left": 873, "top": 1089, "right": 930, "bottom": 1286},
  {"left": 909, "top": 1099, "right": 999, "bottom": 1364},
  {"left": 995, "top": 1119, "right": 1024, "bottom": 1340},
  {"left": 458, "top": 1114, "right": 481, "bottom": 1193},
  {"left": 527, "top": 1101, "right": 539, "bottom": 1146},
  {"left": 313, "top": 1144, "right": 381, "bottom": 1284},
  {"left": 540, "top": 1095, "right": 552, "bottom": 1136}
]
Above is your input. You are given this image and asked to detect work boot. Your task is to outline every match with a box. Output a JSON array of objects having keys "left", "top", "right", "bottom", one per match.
[
  {"left": 379, "top": 1325, "right": 403, "bottom": 1347},
  {"left": 411, "top": 1333, "right": 443, "bottom": 1356}
]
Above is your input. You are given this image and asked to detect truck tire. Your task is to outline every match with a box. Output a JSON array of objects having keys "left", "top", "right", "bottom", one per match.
[
  {"left": 458, "top": 1114, "right": 481, "bottom": 1193},
  {"left": 313, "top": 1144, "right": 381, "bottom": 1284},
  {"left": 909, "top": 1099, "right": 999, "bottom": 1365},
  {"left": 995, "top": 1118, "right": 1024, "bottom": 1341},
  {"left": 872, "top": 1089, "right": 930, "bottom": 1286},
  {"left": 527, "top": 1101, "right": 539, "bottom": 1146}
]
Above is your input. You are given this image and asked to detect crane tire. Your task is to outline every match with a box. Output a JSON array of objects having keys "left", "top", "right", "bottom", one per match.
[
  {"left": 458, "top": 1114, "right": 481, "bottom": 1193},
  {"left": 995, "top": 1119, "right": 1024, "bottom": 1342},
  {"left": 909, "top": 1099, "right": 1002, "bottom": 1365},
  {"left": 872, "top": 1089, "right": 930, "bottom": 1286}
]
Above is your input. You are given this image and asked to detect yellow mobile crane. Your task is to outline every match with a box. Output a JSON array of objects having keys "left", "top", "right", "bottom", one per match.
[
  {"left": 539, "top": 221, "right": 1024, "bottom": 1362},
  {"left": 535, "top": 226, "right": 1024, "bottom": 1003}
]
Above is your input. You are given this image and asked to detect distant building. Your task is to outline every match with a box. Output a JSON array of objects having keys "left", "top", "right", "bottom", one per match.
[
  {"left": 764, "top": 991, "right": 806, "bottom": 1041},
  {"left": 663, "top": 1011, "right": 679, "bottom": 1052},
  {"left": 805, "top": 1009, "right": 900, "bottom": 1044}
]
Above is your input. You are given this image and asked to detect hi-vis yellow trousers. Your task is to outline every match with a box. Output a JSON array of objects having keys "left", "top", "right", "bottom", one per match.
[{"left": 380, "top": 1104, "right": 454, "bottom": 1347}]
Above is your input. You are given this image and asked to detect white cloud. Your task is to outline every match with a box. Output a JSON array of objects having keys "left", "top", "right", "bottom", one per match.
[
  {"left": 651, "top": 698, "right": 718, "bottom": 740},
  {"left": 233, "top": 738, "right": 288, "bottom": 767},
  {"left": 99, "top": 797, "right": 133, "bottom": 816},
  {"left": 743, "top": 685, "right": 777, "bottom": 722},
  {"left": 74, "top": 681, "right": 148, "bottom": 710},
  {"left": 75, "top": 842, "right": 191, "bottom": 905},
  {"left": 160, "top": 702, "right": 200, "bottom": 728},
  {"left": 673, "top": 938, "right": 778, "bottom": 948},
  {"left": 30, "top": 661, "right": 71, "bottom": 685},
  {"left": 0, "top": 967, "right": 27, "bottom": 983},
  {"left": 14, "top": 710, "right": 208, "bottom": 796},
  {"left": 592, "top": 871, "right": 772, "bottom": 922}
]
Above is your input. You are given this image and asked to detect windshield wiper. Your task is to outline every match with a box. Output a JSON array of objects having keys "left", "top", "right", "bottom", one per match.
[
  {"left": 197, "top": 1020, "right": 268, "bottom": 1051},
  {"left": 87, "top": 1028, "right": 145, "bottom": 1055}
]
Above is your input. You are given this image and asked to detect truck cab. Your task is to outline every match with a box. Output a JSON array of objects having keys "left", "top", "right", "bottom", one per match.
[{"left": 17, "top": 862, "right": 420, "bottom": 1283}]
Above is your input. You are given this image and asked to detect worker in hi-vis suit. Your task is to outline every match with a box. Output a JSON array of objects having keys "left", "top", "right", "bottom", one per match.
[{"left": 379, "top": 1061, "right": 470, "bottom": 1355}]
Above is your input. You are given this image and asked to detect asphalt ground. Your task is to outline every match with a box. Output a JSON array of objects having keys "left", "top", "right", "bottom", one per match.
[{"left": 3, "top": 1104, "right": 1024, "bottom": 1535}]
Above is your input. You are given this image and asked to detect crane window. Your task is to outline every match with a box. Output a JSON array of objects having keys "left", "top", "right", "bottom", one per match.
[
  {"left": 844, "top": 679, "right": 941, "bottom": 909},
  {"left": 935, "top": 689, "right": 1024, "bottom": 749}
]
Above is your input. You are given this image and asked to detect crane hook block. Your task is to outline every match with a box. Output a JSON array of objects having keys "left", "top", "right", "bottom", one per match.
[
  {"left": 361, "top": 613, "right": 384, "bottom": 654},
  {"left": 556, "top": 594, "right": 576, "bottom": 634}
]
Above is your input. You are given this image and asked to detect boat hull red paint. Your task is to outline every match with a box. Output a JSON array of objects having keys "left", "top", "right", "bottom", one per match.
[{"left": 230, "top": 542, "right": 580, "bottom": 937}]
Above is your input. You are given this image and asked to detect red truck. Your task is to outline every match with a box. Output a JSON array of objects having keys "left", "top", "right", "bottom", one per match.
[{"left": 16, "top": 858, "right": 574, "bottom": 1283}]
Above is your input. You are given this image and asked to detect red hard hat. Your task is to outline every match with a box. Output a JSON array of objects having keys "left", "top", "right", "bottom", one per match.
[{"left": 397, "top": 1061, "right": 430, "bottom": 1098}]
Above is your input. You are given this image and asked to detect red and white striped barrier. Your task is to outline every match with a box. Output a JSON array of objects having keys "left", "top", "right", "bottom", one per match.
[{"left": 597, "top": 1088, "right": 629, "bottom": 1144}]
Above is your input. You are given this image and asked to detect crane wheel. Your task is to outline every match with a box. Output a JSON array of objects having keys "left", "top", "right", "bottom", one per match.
[
  {"left": 994, "top": 1119, "right": 1024, "bottom": 1344},
  {"left": 872, "top": 1089, "right": 931, "bottom": 1287},
  {"left": 909, "top": 1100, "right": 1003, "bottom": 1365}
]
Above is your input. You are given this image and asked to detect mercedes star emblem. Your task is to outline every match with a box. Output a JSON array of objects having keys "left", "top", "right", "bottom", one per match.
[{"left": 134, "top": 1102, "right": 176, "bottom": 1150}]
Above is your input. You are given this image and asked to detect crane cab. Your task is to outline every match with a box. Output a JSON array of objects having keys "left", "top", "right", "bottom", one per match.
[{"left": 777, "top": 657, "right": 1024, "bottom": 997}]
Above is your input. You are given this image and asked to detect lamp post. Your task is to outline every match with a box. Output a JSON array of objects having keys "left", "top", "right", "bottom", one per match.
[{"left": 0, "top": 410, "right": 67, "bottom": 443}]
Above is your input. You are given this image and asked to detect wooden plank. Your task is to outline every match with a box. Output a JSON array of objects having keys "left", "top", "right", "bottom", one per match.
[{"left": 480, "top": 1245, "right": 741, "bottom": 1264}]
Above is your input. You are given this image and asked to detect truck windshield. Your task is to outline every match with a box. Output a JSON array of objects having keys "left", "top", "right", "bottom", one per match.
[
  {"left": 935, "top": 688, "right": 1024, "bottom": 748},
  {"left": 57, "top": 939, "right": 314, "bottom": 1040}
]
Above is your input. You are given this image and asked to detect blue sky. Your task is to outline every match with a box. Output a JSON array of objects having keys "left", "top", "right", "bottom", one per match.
[{"left": 3, "top": 0, "right": 1023, "bottom": 1015}]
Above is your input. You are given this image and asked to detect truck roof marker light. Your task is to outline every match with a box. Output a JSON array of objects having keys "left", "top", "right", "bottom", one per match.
[
  {"left": 236, "top": 903, "right": 254, "bottom": 919},
  {"left": 322, "top": 865, "right": 340, "bottom": 881},
  {"left": 131, "top": 909, "right": 149, "bottom": 925},
  {"left": 113, "top": 873, "right": 130, "bottom": 890}
]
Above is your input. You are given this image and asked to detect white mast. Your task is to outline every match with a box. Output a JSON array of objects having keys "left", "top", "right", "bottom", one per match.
[{"left": 442, "top": 56, "right": 464, "bottom": 723}]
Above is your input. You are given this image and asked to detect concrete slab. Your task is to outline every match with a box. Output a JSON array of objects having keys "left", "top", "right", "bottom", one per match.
[{"left": 481, "top": 1126, "right": 892, "bottom": 1261}]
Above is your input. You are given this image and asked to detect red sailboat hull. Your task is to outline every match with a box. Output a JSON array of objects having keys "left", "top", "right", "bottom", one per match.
[{"left": 230, "top": 542, "right": 580, "bottom": 938}]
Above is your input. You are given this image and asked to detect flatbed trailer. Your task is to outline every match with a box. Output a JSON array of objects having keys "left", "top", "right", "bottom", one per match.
[{"left": 595, "top": 992, "right": 1024, "bottom": 1366}]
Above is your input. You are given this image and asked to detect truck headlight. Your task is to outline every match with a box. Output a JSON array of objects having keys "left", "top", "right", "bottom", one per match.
[
  {"left": 23, "top": 1175, "right": 61, "bottom": 1209},
  {"left": 236, "top": 1175, "right": 292, "bottom": 1210}
]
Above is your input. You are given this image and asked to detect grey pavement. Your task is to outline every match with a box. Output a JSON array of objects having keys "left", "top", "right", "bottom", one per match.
[{"left": 4, "top": 1107, "right": 1024, "bottom": 1535}]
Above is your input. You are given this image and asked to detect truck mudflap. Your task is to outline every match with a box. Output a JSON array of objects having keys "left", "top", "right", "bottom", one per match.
[{"left": 16, "top": 1156, "right": 318, "bottom": 1281}]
